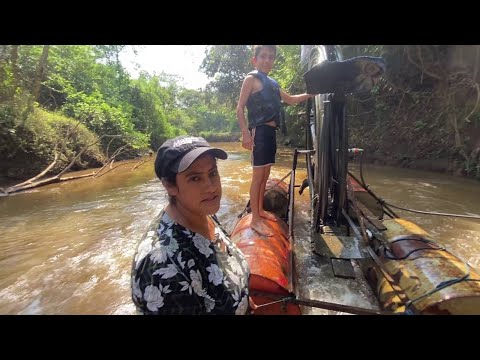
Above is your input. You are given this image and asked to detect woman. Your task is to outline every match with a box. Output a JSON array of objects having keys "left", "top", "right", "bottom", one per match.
[{"left": 131, "top": 135, "right": 253, "bottom": 315}]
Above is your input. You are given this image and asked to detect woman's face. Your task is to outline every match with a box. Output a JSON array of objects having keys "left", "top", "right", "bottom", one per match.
[{"left": 167, "top": 153, "right": 222, "bottom": 216}]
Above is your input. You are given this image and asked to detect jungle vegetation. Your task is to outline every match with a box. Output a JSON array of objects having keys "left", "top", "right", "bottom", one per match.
[{"left": 1, "top": 45, "right": 479, "bottom": 191}]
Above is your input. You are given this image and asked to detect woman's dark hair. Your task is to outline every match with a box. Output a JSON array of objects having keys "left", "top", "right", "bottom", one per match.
[{"left": 161, "top": 173, "right": 177, "bottom": 205}]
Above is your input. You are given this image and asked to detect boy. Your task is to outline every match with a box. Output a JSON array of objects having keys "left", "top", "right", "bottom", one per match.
[{"left": 236, "top": 45, "right": 315, "bottom": 236}]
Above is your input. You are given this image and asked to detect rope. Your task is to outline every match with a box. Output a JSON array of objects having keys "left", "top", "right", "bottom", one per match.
[
  {"left": 350, "top": 155, "right": 480, "bottom": 220},
  {"left": 381, "top": 201, "right": 480, "bottom": 220},
  {"left": 254, "top": 298, "right": 290, "bottom": 309},
  {"left": 352, "top": 152, "right": 480, "bottom": 220}
]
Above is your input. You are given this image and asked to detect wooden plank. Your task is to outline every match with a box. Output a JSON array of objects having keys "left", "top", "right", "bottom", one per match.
[{"left": 312, "top": 232, "right": 369, "bottom": 259}]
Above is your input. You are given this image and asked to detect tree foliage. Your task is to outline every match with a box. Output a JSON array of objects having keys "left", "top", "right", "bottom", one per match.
[
  {"left": 343, "top": 45, "right": 480, "bottom": 178},
  {"left": 200, "top": 45, "right": 252, "bottom": 107},
  {"left": 2, "top": 44, "right": 479, "bottom": 183},
  {"left": 0, "top": 45, "right": 236, "bottom": 182}
]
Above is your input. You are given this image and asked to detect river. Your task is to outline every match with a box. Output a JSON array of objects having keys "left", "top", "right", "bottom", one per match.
[{"left": 0, "top": 142, "right": 479, "bottom": 314}]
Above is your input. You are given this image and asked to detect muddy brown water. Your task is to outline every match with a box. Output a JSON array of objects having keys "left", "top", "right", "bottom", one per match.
[{"left": 0, "top": 142, "right": 479, "bottom": 314}]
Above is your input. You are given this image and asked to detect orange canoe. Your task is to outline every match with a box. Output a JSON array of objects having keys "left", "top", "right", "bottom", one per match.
[{"left": 230, "top": 179, "right": 301, "bottom": 315}]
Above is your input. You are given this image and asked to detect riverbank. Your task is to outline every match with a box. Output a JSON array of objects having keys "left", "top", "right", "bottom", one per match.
[
  {"left": 1, "top": 137, "right": 478, "bottom": 190},
  {"left": 363, "top": 154, "right": 461, "bottom": 176}
]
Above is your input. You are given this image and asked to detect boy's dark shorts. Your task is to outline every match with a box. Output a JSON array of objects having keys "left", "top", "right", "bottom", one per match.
[{"left": 251, "top": 124, "right": 276, "bottom": 167}]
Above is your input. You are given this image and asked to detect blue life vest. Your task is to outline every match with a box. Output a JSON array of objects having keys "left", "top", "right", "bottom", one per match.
[{"left": 246, "top": 70, "right": 282, "bottom": 129}]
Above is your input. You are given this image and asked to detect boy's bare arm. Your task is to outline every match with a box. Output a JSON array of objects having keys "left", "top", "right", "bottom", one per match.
[
  {"left": 280, "top": 90, "right": 316, "bottom": 105},
  {"left": 236, "top": 76, "right": 255, "bottom": 150}
]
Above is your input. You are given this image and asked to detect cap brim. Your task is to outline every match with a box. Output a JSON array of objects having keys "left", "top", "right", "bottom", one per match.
[{"left": 177, "top": 147, "right": 228, "bottom": 173}]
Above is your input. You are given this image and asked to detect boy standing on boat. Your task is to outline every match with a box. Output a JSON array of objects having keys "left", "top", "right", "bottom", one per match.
[{"left": 236, "top": 45, "right": 315, "bottom": 236}]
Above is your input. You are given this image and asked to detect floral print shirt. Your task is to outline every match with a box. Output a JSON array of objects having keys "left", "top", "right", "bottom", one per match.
[{"left": 131, "top": 210, "right": 250, "bottom": 315}]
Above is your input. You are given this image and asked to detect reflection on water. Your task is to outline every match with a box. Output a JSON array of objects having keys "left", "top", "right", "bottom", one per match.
[{"left": 0, "top": 142, "right": 479, "bottom": 314}]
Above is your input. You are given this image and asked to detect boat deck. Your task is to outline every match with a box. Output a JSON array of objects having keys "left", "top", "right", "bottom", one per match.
[{"left": 291, "top": 202, "right": 381, "bottom": 314}]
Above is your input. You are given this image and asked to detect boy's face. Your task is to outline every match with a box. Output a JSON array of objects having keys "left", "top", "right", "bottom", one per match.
[{"left": 252, "top": 48, "right": 276, "bottom": 74}]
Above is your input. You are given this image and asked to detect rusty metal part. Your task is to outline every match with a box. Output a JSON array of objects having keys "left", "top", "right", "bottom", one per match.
[
  {"left": 342, "top": 209, "right": 411, "bottom": 310},
  {"left": 251, "top": 290, "right": 394, "bottom": 315}
]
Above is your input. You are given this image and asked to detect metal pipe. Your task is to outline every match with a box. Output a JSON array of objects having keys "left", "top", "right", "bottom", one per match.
[
  {"left": 251, "top": 291, "right": 394, "bottom": 315},
  {"left": 286, "top": 150, "right": 298, "bottom": 293}
]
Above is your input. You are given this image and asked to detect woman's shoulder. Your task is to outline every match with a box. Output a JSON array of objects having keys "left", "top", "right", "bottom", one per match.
[{"left": 132, "top": 210, "right": 191, "bottom": 269}]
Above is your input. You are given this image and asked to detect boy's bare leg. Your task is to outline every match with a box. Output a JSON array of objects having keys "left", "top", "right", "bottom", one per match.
[
  {"left": 250, "top": 166, "right": 273, "bottom": 236},
  {"left": 258, "top": 165, "right": 277, "bottom": 222}
]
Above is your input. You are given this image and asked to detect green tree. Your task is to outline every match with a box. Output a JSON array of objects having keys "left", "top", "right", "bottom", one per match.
[{"left": 200, "top": 45, "right": 251, "bottom": 107}]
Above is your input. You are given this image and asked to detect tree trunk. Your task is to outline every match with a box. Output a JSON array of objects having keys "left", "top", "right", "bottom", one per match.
[
  {"left": 10, "top": 45, "right": 19, "bottom": 99},
  {"left": 32, "top": 45, "right": 50, "bottom": 103},
  {"left": 22, "top": 45, "right": 50, "bottom": 123}
]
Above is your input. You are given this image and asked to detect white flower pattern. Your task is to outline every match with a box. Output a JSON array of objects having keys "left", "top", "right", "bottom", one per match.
[
  {"left": 153, "top": 263, "right": 179, "bottom": 279},
  {"left": 204, "top": 294, "right": 215, "bottom": 313},
  {"left": 190, "top": 269, "right": 207, "bottom": 297},
  {"left": 132, "top": 277, "right": 142, "bottom": 300},
  {"left": 207, "top": 263, "right": 224, "bottom": 285},
  {"left": 192, "top": 234, "right": 214, "bottom": 257},
  {"left": 227, "top": 256, "right": 243, "bottom": 275},
  {"left": 164, "top": 237, "right": 179, "bottom": 254},
  {"left": 150, "top": 247, "right": 167, "bottom": 264},
  {"left": 235, "top": 295, "right": 249, "bottom": 315},
  {"left": 134, "top": 237, "right": 153, "bottom": 266},
  {"left": 226, "top": 269, "right": 240, "bottom": 287},
  {"left": 131, "top": 210, "right": 250, "bottom": 315},
  {"left": 144, "top": 285, "right": 164, "bottom": 312}
]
